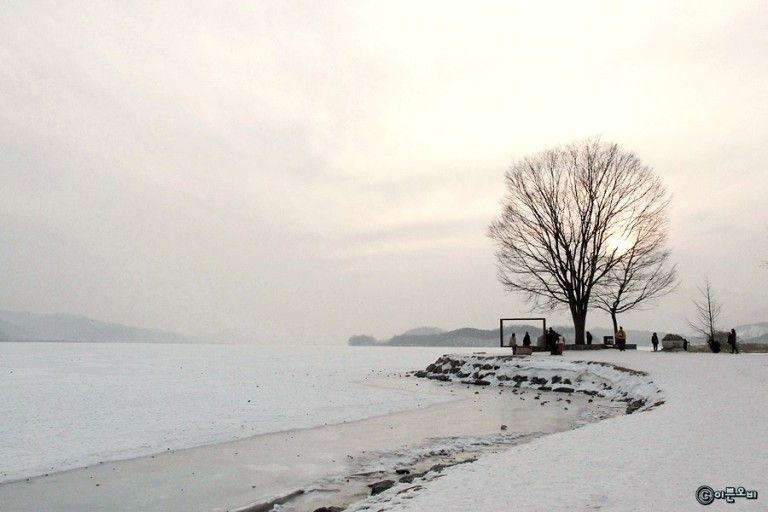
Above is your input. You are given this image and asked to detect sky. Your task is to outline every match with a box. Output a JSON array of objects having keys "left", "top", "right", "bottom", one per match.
[{"left": 1, "top": 1, "right": 767, "bottom": 344}]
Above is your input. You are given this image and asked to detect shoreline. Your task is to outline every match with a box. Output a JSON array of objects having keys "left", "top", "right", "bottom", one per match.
[
  {"left": 0, "top": 369, "right": 619, "bottom": 512},
  {"left": 0, "top": 376, "right": 456, "bottom": 487}
]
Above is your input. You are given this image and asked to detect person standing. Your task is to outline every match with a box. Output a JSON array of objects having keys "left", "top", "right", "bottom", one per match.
[
  {"left": 586, "top": 331, "right": 593, "bottom": 345},
  {"left": 509, "top": 332, "right": 518, "bottom": 354},
  {"left": 728, "top": 328, "right": 738, "bottom": 354},
  {"left": 546, "top": 327, "right": 558, "bottom": 354},
  {"left": 615, "top": 327, "right": 627, "bottom": 351},
  {"left": 651, "top": 332, "right": 659, "bottom": 352},
  {"left": 522, "top": 331, "right": 531, "bottom": 347}
]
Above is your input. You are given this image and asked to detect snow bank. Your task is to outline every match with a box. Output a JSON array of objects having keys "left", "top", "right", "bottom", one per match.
[
  {"left": 362, "top": 351, "right": 767, "bottom": 511},
  {"left": 414, "top": 353, "right": 663, "bottom": 414}
]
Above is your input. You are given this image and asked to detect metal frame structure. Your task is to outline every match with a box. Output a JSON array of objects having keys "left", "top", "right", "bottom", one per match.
[{"left": 499, "top": 317, "right": 547, "bottom": 347}]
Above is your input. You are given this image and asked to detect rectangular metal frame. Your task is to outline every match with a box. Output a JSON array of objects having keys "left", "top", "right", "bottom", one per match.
[{"left": 499, "top": 317, "right": 547, "bottom": 347}]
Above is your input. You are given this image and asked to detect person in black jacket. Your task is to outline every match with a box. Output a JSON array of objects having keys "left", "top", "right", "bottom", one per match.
[
  {"left": 586, "top": 331, "right": 593, "bottom": 345},
  {"left": 522, "top": 331, "right": 531, "bottom": 347},
  {"left": 651, "top": 332, "right": 659, "bottom": 352},
  {"left": 546, "top": 327, "right": 560, "bottom": 354},
  {"left": 728, "top": 329, "right": 738, "bottom": 354}
]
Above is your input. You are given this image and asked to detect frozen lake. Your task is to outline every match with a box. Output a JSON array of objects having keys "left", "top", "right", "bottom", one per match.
[{"left": 0, "top": 343, "right": 470, "bottom": 482}]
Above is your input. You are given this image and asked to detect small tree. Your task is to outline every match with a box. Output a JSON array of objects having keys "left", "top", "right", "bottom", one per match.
[
  {"left": 489, "top": 139, "right": 670, "bottom": 344},
  {"left": 593, "top": 216, "right": 678, "bottom": 334},
  {"left": 688, "top": 277, "right": 721, "bottom": 342}
]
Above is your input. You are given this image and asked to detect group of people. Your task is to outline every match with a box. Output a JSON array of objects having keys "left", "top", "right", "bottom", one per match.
[
  {"left": 508, "top": 326, "right": 741, "bottom": 353},
  {"left": 507, "top": 331, "right": 532, "bottom": 354},
  {"left": 545, "top": 327, "right": 564, "bottom": 354},
  {"left": 507, "top": 329, "right": 564, "bottom": 355},
  {"left": 583, "top": 327, "right": 628, "bottom": 350}
]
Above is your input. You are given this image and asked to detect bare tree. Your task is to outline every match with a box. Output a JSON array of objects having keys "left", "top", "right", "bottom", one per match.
[
  {"left": 688, "top": 277, "right": 721, "bottom": 342},
  {"left": 488, "top": 139, "right": 669, "bottom": 344},
  {"left": 593, "top": 215, "right": 678, "bottom": 334}
]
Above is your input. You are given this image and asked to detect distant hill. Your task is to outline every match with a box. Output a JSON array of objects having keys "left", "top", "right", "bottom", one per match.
[
  {"left": 735, "top": 322, "right": 768, "bottom": 343},
  {"left": 401, "top": 326, "right": 445, "bottom": 336},
  {"left": 389, "top": 327, "right": 501, "bottom": 347},
  {"left": 0, "top": 310, "right": 195, "bottom": 343},
  {"left": 349, "top": 322, "right": 768, "bottom": 347}
]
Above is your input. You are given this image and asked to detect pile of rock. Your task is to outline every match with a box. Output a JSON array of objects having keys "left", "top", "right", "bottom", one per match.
[{"left": 661, "top": 333, "right": 687, "bottom": 351}]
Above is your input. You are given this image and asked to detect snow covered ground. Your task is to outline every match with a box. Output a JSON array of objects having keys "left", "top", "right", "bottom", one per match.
[
  {"left": 0, "top": 343, "right": 470, "bottom": 482},
  {"left": 352, "top": 350, "right": 767, "bottom": 511}
]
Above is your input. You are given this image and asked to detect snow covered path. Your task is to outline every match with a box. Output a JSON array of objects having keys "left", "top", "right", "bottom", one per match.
[{"left": 364, "top": 350, "right": 767, "bottom": 511}]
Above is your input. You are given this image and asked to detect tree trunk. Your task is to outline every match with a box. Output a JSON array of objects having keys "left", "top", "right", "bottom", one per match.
[
  {"left": 610, "top": 311, "right": 618, "bottom": 336},
  {"left": 571, "top": 308, "right": 587, "bottom": 345}
]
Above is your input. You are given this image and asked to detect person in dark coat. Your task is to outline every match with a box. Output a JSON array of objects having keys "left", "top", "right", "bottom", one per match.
[
  {"left": 615, "top": 327, "right": 627, "bottom": 351},
  {"left": 522, "top": 331, "right": 531, "bottom": 347},
  {"left": 728, "top": 328, "right": 738, "bottom": 354},
  {"left": 546, "top": 327, "right": 559, "bottom": 354},
  {"left": 651, "top": 332, "right": 659, "bottom": 352},
  {"left": 586, "top": 331, "right": 593, "bottom": 345}
]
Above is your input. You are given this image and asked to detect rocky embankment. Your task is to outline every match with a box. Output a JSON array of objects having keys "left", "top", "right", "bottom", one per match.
[{"left": 413, "top": 353, "right": 664, "bottom": 414}]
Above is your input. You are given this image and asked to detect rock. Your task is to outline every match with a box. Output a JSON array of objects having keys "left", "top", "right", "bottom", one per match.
[
  {"left": 314, "top": 508, "right": 343, "bottom": 512},
  {"left": 551, "top": 375, "right": 562, "bottom": 384},
  {"left": 500, "top": 424, "right": 508, "bottom": 430},
  {"left": 661, "top": 333, "right": 687, "bottom": 350},
  {"left": 473, "top": 380, "right": 491, "bottom": 386},
  {"left": 626, "top": 399, "right": 646, "bottom": 414},
  {"left": 395, "top": 469, "right": 410, "bottom": 475},
  {"left": 399, "top": 472, "right": 426, "bottom": 483},
  {"left": 369, "top": 479, "right": 395, "bottom": 495},
  {"left": 552, "top": 386, "right": 574, "bottom": 393}
]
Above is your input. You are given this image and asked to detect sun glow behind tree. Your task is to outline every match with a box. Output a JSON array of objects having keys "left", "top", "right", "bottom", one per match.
[{"left": 489, "top": 138, "right": 673, "bottom": 344}]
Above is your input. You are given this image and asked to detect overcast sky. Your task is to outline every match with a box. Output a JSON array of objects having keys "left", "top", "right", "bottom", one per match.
[{"left": 1, "top": 1, "right": 767, "bottom": 343}]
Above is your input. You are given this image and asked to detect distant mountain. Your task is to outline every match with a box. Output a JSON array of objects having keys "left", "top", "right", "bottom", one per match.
[
  {"left": 350, "top": 321, "right": 768, "bottom": 348},
  {"left": 0, "top": 310, "right": 196, "bottom": 343},
  {"left": 735, "top": 322, "right": 768, "bottom": 343},
  {"left": 388, "top": 327, "right": 501, "bottom": 347},
  {"left": 401, "top": 326, "right": 445, "bottom": 336}
]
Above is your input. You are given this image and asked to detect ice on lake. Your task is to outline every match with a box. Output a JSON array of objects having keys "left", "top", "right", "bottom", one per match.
[{"left": 0, "top": 343, "right": 465, "bottom": 482}]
